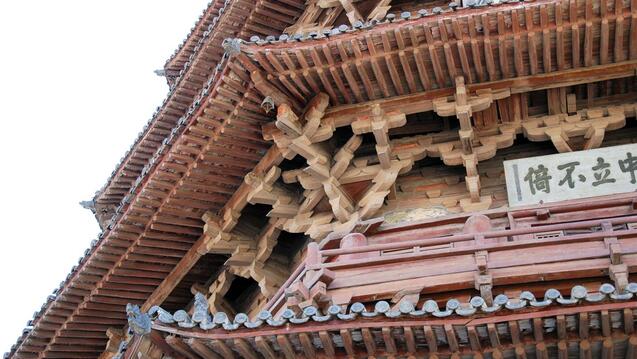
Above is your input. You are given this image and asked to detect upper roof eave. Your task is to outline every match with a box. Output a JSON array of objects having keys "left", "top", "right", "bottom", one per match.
[
  {"left": 163, "top": 0, "right": 227, "bottom": 74},
  {"left": 91, "top": 0, "right": 303, "bottom": 223}
]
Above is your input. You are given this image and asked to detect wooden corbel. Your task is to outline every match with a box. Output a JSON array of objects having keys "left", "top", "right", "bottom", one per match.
[
  {"left": 221, "top": 207, "right": 241, "bottom": 232},
  {"left": 275, "top": 100, "right": 334, "bottom": 181},
  {"left": 458, "top": 149, "right": 492, "bottom": 211},
  {"left": 610, "top": 264, "right": 629, "bottom": 292},
  {"left": 255, "top": 221, "right": 282, "bottom": 263},
  {"left": 296, "top": 137, "right": 333, "bottom": 168},
  {"left": 276, "top": 103, "right": 304, "bottom": 136},
  {"left": 298, "top": 189, "right": 325, "bottom": 213},
  {"left": 208, "top": 271, "right": 235, "bottom": 312},
  {"left": 245, "top": 169, "right": 279, "bottom": 205},
  {"left": 226, "top": 244, "right": 257, "bottom": 267},
  {"left": 544, "top": 126, "right": 573, "bottom": 153},
  {"left": 522, "top": 104, "right": 627, "bottom": 152},
  {"left": 303, "top": 93, "right": 331, "bottom": 138},
  {"left": 251, "top": 260, "right": 288, "bottom": 298},
  {"left": 357, "top": 160, "right": 409, "bottom": 219},
  {"left": 536, "top": 208, "right": 551, "bottom": 220},
  {"left": 370, "top": 104, "right": 393, "bottom": 169},
  {"left": 323, "top": 177, "right": 355, "bottom": 223},
  {"left": 264, "top": 93, "right": 332, "bottom": 143},
  {"left": 202, "top": 211, "right": 222, "bottom": 237},
  {"left": 351, "top": 106, "right": 406, "bottom": 136},
  {"left": 201, "top": 211, "right": 231, "bottom": 255},
  {"left": 190, "top": 283, "right": 208, "bottom": 297},
  {"left": 282, "top": 212, "right": 331, "bottom": 237},
  {"left": 302, "top": 215, "right": 343, "bottom": 240},
  {"left": 245, "top": 167, "right": 300, "bottom": 219},
  {"left": 583, "top": 121, "right": 607, "bottom": 150},
  {"left": 205, "top": 232, "right": 248, "bottom": 254},
  {"left": 331, "top": 135, "right": 362, "bottom": 178},
  {"left": 432, "top": 77, "right": 510, "bottom": 120}
]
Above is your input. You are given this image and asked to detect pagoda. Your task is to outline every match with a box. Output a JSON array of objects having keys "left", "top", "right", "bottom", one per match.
[{"left": 7, "top": 0, "right": 637, "bottom": 357}]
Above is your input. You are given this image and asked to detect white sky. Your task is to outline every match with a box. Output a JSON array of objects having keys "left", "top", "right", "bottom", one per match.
[{"left": 0, "top": 0, "right": 209, "bottom": 352}]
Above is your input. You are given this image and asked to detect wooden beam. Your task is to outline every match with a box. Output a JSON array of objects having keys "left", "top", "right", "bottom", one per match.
[
  {"left": 142, "top": 236, "right": 205, "bottom": 311},
  {"left": 263, "top": 61, "right": 637, "bottom": 137},
  {"left": 165, "top": 336, "right": 199, "bottom": 359},
  {"left": 254, "top": 336, "right": 277, "bottom": 359},
  {"left": 185, "top": 338, "right": 221, "bottom": 359}
]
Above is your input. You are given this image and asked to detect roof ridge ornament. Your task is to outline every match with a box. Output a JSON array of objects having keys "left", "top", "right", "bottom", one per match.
[
  {"left": 261, "top": 96, "right": 276, "bottom": 114},
  {"left": 125, "top": 304, "right": 151, "bottom": 336},
  {"left": 79, "top": 199, "right": 95, "bottom": 212},
  {"left": 222, "top": 38, "right": 242, "bottom": 56}
]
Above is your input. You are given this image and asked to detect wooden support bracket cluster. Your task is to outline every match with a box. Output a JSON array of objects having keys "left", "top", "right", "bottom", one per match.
[
  {"left": 434, "top": 77, "right": 510, "bottom": 211},
  {"left": 203, "top": 211, "right": 288, "bottom": 302},
  {"left": 523, "top": 104, "right": 626, "bottom": 152},
  {"left": 265, "top": 94, "right": 416, "bottom": 239}
]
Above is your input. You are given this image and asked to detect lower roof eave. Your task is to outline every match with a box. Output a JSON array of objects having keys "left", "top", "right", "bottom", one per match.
[{"left": 129, "top": 288, "right": 637, "bottom": 358}]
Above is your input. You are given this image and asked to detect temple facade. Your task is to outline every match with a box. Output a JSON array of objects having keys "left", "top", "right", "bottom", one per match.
[{"left": 7, "top": 0, "right": 637, "bottom": 358}]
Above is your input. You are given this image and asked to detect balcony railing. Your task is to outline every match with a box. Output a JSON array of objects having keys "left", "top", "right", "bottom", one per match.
[{"left": 267, "top": 192, "right": 637, "bottom": 315}]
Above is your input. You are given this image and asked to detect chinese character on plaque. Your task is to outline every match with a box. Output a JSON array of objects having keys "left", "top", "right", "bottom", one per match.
[{"left": 504, "top": 144, "right": 637, "bottom": 206}]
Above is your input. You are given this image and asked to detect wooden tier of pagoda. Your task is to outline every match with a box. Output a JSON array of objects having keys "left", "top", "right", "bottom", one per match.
[{"left": 6, "top": 0, "right": 637, "bottom": 358}]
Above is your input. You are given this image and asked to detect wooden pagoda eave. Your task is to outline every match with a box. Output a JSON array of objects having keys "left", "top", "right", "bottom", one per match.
[
  {"left": 146, "top": 300, "right": 637, "bottom": 358},
  {"left": 262, "top": 60, "right": 637, "bottom": 138},
  {"left": 92, "top": 0, "right": 304, "bottom": 219},
  {"left": 240, "top": 0, "right": 637, "bottom": 107}
]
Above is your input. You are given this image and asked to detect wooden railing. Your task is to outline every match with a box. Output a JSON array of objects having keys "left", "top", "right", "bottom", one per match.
[
  {"left": 315, "top": 216, "right": 637, "bottom": 267},
  {"left": 284, "top": 193, "right": 637, "bottom": 307}
]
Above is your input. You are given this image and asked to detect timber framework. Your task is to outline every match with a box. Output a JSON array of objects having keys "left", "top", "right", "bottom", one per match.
[{"left": 5, "top": 0, "right": 637, "bottom": 358}]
